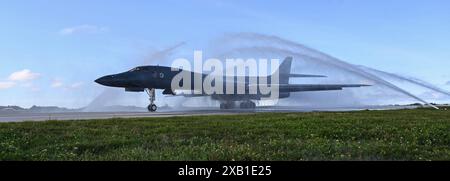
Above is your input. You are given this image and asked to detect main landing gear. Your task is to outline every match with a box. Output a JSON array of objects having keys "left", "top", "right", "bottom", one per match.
[
  {"left": 220, "top": 101, "right": 235, "bottom": 109},
  {"left": 240, "top": 101, "right": 256, "bottom": 109},
  {"left": 146, "top": 88, "right": 157, "bottom": 112},
  {"left": 219, "top": 101, "right": 256, "bottom": 110}
]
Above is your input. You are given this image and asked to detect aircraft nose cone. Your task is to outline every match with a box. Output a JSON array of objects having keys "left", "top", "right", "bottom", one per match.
[{"left": 95, "top": 76, "right": 109, "bottom": 85}]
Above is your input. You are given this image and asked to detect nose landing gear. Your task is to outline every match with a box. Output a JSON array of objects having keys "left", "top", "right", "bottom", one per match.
[{"left": 146, "top": 88, "right": 157, "bottom": 112}]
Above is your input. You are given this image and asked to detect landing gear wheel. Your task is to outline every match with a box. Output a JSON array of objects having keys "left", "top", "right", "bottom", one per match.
[
  {"left": 148, "top": 104, "right": 157, "bottom": 112},
  {"left": 240, "top": 102, "right": 247, "bottom": 109},
  {"left": 146, "top": 88, "right": 157, "bottom": 112},
  {"left": 240, "top": 101, "right": 256, "bottom": 109},
  {"left": 220, "top": 102, "right": 234, "bottom": 110},
  {"left": 251, "top": 102, "right": 256, "bottom": 109}
]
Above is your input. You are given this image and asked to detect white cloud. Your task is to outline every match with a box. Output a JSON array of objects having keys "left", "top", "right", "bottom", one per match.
[
  {"left": 446, "top": 81, "right": 450, "bottom": 85},
  {"left": 0, "top": 69, "right": 39, "bottom": 90},
  {"left": 59, "top": 24, "right": 109, "bottom": 35},
  {"left": 0, "top": 81, "right": 15, "bottom": 90},
  {"left": 8, "top": 69, "right": 40, "bottom": 81}
]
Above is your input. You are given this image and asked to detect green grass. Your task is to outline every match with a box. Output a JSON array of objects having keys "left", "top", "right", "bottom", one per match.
[{"left": 0, "top": 108, "right": 449, "bottom": 161}]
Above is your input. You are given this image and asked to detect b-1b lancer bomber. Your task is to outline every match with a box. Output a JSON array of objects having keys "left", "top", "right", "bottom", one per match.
[{"left": 95, "top": 57, "right": 369, "bottom": 112}]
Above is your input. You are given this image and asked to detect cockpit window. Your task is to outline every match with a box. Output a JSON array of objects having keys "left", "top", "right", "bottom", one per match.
[{"left": 129, "top": 67, "right": 144, "bottom": 72}]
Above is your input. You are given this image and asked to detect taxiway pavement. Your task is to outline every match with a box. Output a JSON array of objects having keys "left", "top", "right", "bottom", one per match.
[{"left": 0, "top": 105, "right": 418, "bottom": 122}]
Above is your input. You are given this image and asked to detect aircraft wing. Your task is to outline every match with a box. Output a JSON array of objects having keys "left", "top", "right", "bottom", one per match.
[
  {"left": 249, "top": 84, "right": 370, "bottom": 92},
  {"left": 172, "top": 84, "right": 370, "bottom": 97},
  {"left": 277, "top": 84, "right": 370, "bottom": 92}
]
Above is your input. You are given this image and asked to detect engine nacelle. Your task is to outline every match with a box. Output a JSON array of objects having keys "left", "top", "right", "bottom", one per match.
[{"left": 125, "top": 87, "right": 145, "bottom": 92}]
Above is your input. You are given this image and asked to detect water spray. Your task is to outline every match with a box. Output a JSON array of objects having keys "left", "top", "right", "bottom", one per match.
[{"left": 217, "top": 33, "right": 441, "bottom": 109}]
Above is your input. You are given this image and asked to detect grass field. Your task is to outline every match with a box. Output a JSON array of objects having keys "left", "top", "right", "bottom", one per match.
[{"left": 0, "top": 108, "right": 449, "bottom": 161}]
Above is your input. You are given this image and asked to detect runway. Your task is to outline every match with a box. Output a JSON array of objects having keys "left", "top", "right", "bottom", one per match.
[
  {"left": 0, "top": 110, "right": 240, "bottom": 122},
  {"left": 0, "top": 105, "right": 418, "bottom": 122}
]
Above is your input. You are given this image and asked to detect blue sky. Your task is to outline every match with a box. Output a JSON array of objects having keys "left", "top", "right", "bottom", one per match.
[{"left": 1, "top": 0, "right": 449, "bottom": 108}]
